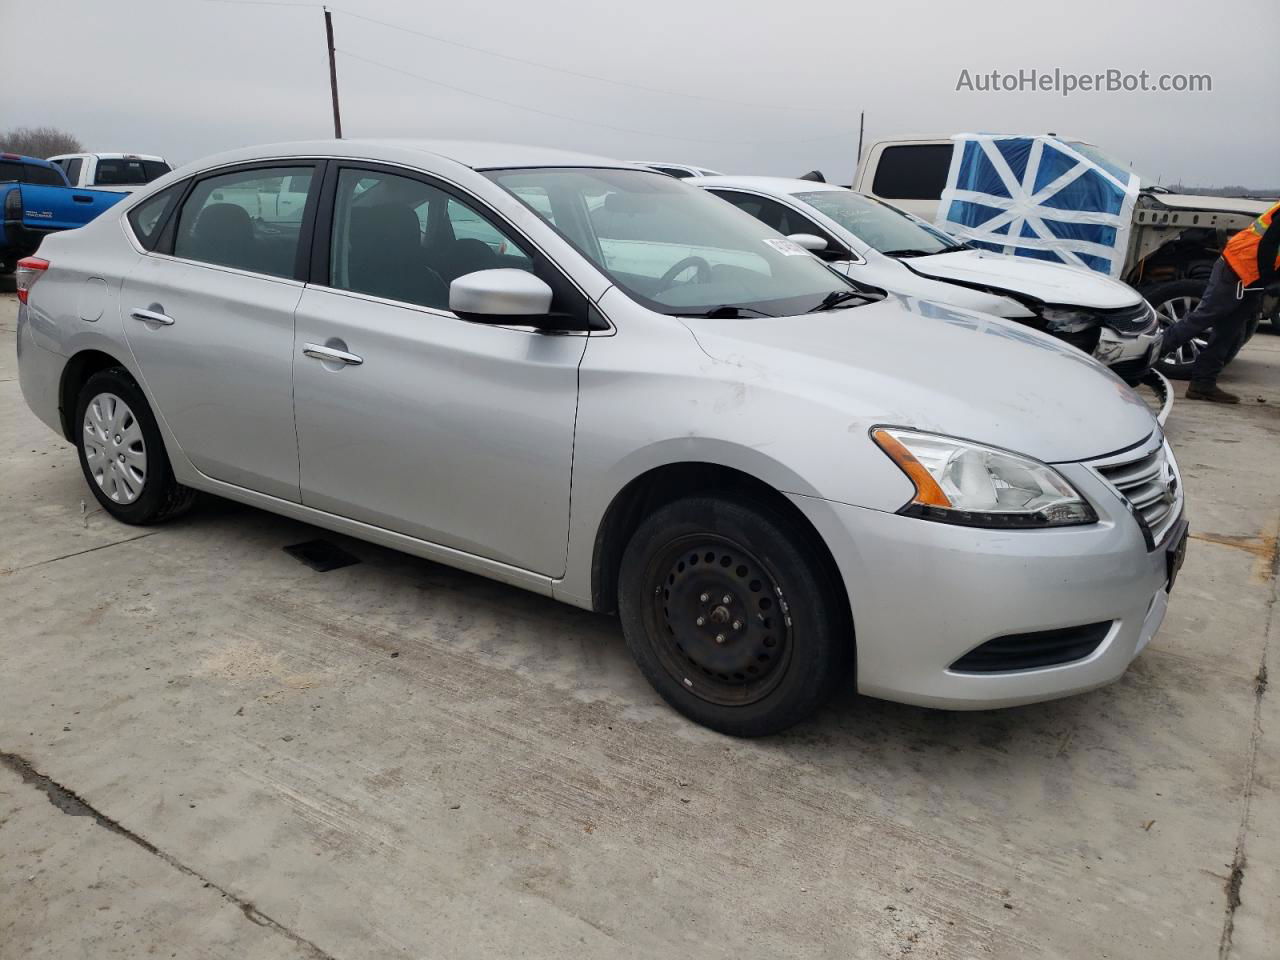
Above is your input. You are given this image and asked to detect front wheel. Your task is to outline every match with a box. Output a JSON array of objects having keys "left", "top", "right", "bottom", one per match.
[
  {"left": 1148, "top": 279, "right": 1208, "bottom": 380},
  {"left": 617, "top": 495, "right": 849, "bottom": 737},
  {"left": 74, "top": 367, "right": 196, "bottom": 524}
]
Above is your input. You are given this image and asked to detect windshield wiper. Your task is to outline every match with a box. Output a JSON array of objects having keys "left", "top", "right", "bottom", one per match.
[
  {"left": 674, "top": 305, "right": 776, "bottom": 318},
  {"left": 807, "top": 289, "right": 866, "bottom": 313},
  {"left": 879, "top": 248, "right": 938, "bottom": 259}
]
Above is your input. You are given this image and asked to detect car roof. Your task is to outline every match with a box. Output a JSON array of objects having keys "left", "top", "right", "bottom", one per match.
[
  {"left": 633, "top": 161, "right": 722, "bottom": 173},
  {"left": 691, "top": 175, "right": 848, "bottom": 196},
  {"left": 48, "top": 153, "right": 168, "bottom": 162},
  {"left": 1, "top": 153, "right": 58, "bottom": 167},
  {"left": 172, "top": 139, "right": 638, "bottom": 174}
]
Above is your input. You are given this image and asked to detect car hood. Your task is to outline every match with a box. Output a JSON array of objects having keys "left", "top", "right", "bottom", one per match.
[
  {"left": 684, "top": 294, "right": 1156, "bottom": 464},
  {"left": 903, "top": 249, "right": 1141, "bottom": 309}
]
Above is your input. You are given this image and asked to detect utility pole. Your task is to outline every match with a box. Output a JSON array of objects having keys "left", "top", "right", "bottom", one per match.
[{"left": 324, "top": 7, "right": 343, "bottom": 139}]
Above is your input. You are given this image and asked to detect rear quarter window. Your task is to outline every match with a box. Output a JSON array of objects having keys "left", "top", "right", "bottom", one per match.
[
  {"left": 127, "top": 183, "right": 186, "bottom": 251},
  {"left": 871, "top": 144, "right": 954, "bottom": 200}
]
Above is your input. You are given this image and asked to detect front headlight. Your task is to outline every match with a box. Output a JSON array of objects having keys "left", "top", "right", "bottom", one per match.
[{"left": 871, "top": 428, "right": 1098, "bottom": 528}]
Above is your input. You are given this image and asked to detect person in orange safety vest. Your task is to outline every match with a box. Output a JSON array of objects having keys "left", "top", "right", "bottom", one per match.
[{"left": 1159, "top": 200, "right": 1280, "bottom": 403}]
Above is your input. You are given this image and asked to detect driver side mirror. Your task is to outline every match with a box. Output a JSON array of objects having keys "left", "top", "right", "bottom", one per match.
[{"left": 787, "top": 233, "right": 828, "bottom": 252}]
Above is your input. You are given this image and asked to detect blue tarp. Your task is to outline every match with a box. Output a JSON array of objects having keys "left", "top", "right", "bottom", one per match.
[{"left": 938, "top": 135, "right": 1139, "bottom": 278}]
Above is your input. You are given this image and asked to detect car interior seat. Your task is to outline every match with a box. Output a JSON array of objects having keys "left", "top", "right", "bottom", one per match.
[{"left": 348, "top": 204, "right": 447, "bottom": 308}]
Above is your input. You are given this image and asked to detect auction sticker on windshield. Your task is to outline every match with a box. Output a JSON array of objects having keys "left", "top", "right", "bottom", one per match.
[{"left": 762, "top": 238, "right": 810, "bottom": 256}]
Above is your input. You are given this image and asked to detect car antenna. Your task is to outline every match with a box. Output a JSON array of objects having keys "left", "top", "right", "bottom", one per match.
[{"left": 798, "top": 170, "right": 826, "bottom": 182}]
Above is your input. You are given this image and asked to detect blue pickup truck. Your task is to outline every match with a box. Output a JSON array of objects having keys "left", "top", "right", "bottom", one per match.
[{"left": 1, "top": 153, "right": 124, "bottom": 274}]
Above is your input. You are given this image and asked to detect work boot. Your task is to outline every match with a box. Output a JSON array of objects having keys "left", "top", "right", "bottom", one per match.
[{"left": 1186, "top": 383, "right": 1240, "bottom": 404}]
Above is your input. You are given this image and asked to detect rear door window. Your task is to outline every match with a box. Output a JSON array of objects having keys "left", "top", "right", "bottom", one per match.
[
  {"left": 22, "top": 164, "right": 64, "bottom": 186},
  {"left": 64, "top": 157, "right": 84, "bottom": 185},
  {"left": 173, "top": 166, "right": 316, "bottom": 277}
]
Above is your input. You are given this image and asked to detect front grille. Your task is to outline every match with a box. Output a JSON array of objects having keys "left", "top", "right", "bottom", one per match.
[
  {"left": 1093, "top": 301, "right": 1157, "bottom": 335},
  {"left": 950, "top": 621, "right": 1113, "bottom": 673},
  {"left": 1093, "top": 440, "right": 1182, "bottom": 546}
]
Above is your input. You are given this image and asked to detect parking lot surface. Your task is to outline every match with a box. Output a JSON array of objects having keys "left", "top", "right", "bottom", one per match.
[{"left": 1, "top": 291, "right": 1276, "bottom": 959}]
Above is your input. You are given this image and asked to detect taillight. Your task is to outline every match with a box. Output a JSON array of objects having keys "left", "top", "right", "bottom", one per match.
[
  {"left": 3, "top": 187, "right": 20, "bottom": 221},
  {"left": 15, "top": 257, "right": 48, "bottom": 305}
]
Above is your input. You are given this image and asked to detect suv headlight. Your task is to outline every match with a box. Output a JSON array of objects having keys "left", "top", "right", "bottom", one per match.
[{"left": 871, "top": 428, "right": 1097, "bottom": 528}]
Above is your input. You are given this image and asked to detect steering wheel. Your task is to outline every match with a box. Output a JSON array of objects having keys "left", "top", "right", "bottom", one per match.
[{"left": 658, "top": 256, "right": 713, "bottom": 292}]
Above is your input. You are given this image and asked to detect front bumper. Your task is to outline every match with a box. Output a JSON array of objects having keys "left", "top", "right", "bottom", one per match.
[
  {"left": 1095, "top": 326, "right": 1163, "bottom": 384},
  {"left": 789, "top": 458, "right": 1181, "bottom": 710}
]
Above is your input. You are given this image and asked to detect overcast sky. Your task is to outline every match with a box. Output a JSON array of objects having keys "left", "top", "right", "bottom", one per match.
[{"left": 3, "top": 0, "right": 1276, "bottom": 187}]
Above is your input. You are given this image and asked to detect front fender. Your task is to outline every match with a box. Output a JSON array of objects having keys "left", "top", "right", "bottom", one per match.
[{"left": 554, "top": 290, "right": 915, "bottom": 608}]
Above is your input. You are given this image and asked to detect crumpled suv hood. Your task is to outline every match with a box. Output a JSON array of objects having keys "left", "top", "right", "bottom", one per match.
[
  {"left": 904, "top": 249, "right": 1142, "bottom": 310},
  {"left": 685, "top": 294, "right": 1157, "bottom": 464}
]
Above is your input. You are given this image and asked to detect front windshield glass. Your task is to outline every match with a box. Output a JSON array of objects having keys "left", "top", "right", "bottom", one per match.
[
  {"left": 485, "top": 168, "right": 859, "bottom": 317},
  {"left": 794, "top": 190, "right": 963, "bottom": 257}
]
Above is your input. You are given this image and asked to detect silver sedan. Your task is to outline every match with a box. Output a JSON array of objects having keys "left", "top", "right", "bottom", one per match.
[{"left": 15, "top": 140, "right": 1187, "bottom": 735}]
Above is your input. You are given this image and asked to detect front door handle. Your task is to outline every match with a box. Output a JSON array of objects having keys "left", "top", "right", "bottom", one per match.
[
  {"left": 303, "top": 343, "right": 363, "bottom": 366},
  {"left": 130, "top": 307, "right": 175, "bottom": 326}
]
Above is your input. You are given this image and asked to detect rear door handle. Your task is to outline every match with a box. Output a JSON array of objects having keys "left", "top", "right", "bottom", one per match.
[
  {"left": 303, "top": 343, "right": 363, "bottom": 366},
  {"left": 129, "top": 307, "right": 175, "bottom": 326},
  {"left": 72, "top": 194, "right": 94, "bottom": 203}
]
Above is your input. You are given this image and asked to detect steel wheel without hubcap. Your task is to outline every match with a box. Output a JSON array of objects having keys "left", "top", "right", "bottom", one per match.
[
  {"left": 82, "top": 392, "right": 147, "bottom": 504},
  {"left": 649, "top": 534, "right": 793, "bottom": 706}
]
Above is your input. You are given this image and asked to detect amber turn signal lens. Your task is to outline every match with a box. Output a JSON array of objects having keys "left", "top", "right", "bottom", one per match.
[{"left": 871, "top": 429, "right": 952, "bottom": 508}]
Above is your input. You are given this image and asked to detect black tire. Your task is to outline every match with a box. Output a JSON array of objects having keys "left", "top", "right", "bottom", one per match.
[
  {"left": 74, "top": 367, "right": 196, "bottom": 525},
  {"left": 617, "top": 495, "right": 849, "bottom": 737},
  {"left": 1147, "top": 278, "right": 1208, "bottom": 380}
]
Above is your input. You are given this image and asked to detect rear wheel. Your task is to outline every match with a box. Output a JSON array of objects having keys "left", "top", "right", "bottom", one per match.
[
  {"left": 617, "top": 495, "right": 848, "bottom": 737},
  {"left": 74, "top": 367, "right": 196, "bottom": 524}
]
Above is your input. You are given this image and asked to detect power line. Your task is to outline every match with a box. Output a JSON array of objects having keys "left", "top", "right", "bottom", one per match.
[
  {"left": 337, "top": 48, "right": 852, "bottom": 147},
  {"left": 203, "top": 0, "right": 836, "bottom": 115},
  {"left": 337, "top": 9, "right": 832, "bottom": 114},
  {"left": 201, "top": 0, "right": 318, "bottom": 7},
  {"left": 199, "top": 0, "right": 854, "bottom": 147}
]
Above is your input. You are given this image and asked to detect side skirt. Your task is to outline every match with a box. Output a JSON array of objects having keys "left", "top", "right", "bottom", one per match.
[{"left": 182, "top": 472, "right": 557, "bottom": 598}]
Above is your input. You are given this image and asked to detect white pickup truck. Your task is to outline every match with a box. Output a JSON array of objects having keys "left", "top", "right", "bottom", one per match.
[
  {"left": 47, "top": 153, "right": 171, "bottom": 194},
  {"left": 853, "top": 136, "right": 1276, "bottom": 375}
]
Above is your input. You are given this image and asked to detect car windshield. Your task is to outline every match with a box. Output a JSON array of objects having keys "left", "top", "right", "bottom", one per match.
[
  {"left": 485, "top": 167, "right": 861, "bottom": 317},
  {"left": 794, "top": 190, "right": 964, "bottom": 258}
]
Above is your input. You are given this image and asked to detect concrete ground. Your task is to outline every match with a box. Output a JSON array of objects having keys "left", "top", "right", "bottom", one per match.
[{"left": 0, "top": 291, "right": 1275, "bottom": 960}]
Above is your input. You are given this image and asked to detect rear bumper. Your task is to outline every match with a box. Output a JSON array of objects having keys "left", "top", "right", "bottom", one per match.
[{"left": 16, "top": 302, "right": 66, "bottom": 436}]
